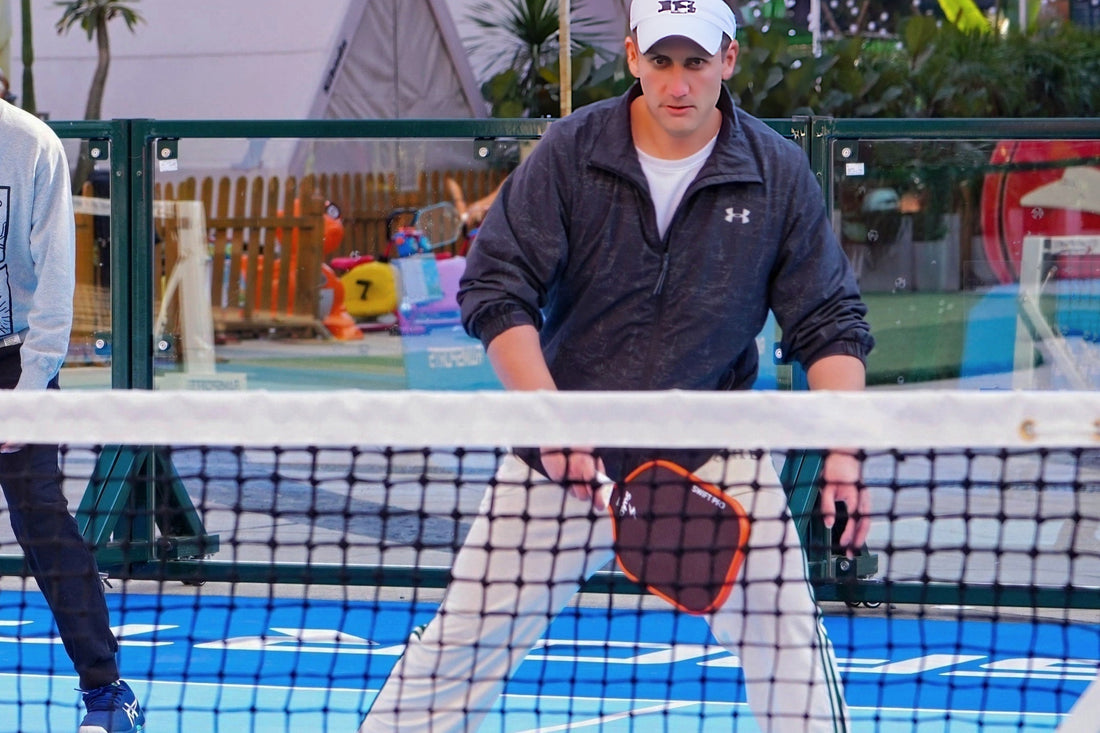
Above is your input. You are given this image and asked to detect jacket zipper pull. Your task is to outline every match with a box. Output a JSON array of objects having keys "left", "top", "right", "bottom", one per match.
[{"left": 653, "top": 251, "right": 670, "bottom": 296}]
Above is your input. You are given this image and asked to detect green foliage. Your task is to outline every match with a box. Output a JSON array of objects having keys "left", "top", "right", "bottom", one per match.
[
  {"left": 481, "top": 6, "right": 1100, "bottom": 120},
  {"left": 875, "top": 17, "right": 1006, "bottom": 117},
  {"left": 484, "top": 46, "right": 633, "bottom": 118},
  {"left": 539, "top": 47, "right": 635, "bottom": 115},
  {"left": 725, "top": 21, "right": 830, "bottom": 117},
  {"left": 55, "top": 0, "right": 142, "bottom": 40},
  {"left": 991, "top": 24, "right": 1100, "bottom": 116},
  {"left": 875, "top": 17, "right": 1100, "bottom": 117},
  {"left": 723, "top": 20, "right": 916, "bottom": 119},
  {"left": 815, "top": 37, "right": 911, "bottom": 118},
  {"left": 470, "top": 0, "right": 618, "bottom": 118},
  {"left": 729, "top": 17, "right": 1100, "bottom": 118}
]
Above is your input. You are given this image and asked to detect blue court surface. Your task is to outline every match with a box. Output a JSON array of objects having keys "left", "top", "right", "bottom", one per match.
[{"left": 0, "top": 590, "right": 1095, "bottom": 732}]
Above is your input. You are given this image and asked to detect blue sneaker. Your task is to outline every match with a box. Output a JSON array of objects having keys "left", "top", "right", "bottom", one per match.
[{"left": 79, "top": 680, "right": 145, "bottom": 733}]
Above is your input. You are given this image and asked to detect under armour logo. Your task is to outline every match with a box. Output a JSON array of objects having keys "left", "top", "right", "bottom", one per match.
[
  {"left": 725, "top": 207, "right": 750, "bottom": 224},
  {"left": 658, "top": 0, "right": 697, "bottom": 14}
]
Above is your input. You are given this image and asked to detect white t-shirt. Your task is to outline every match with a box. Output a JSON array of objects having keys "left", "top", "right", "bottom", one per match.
[{"left": 636, "top": 135, "right": 717, "bottom": 239}]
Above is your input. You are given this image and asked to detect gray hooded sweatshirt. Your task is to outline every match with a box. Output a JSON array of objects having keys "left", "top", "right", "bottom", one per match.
[{"left": 0, "top": 100, "right": 75, "bottom": 390}]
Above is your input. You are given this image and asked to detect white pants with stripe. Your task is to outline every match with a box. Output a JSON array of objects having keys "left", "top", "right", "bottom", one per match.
[{"left": 360, "top": 452, "right": 850, "bottom": 733}]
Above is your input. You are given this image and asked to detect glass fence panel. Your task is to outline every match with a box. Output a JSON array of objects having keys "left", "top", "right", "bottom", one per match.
[
  {"left": 831, "top": 136, "right": 1100, "bottom": 390},
  {"left": 54, "top": 120, "right": 1099, "bottom": 394},
  {"left": 149, "top": 135, "right": 523, "bottom": 391},
  {"left": 62, "top": 135, "right": 114, "bottom": 390}
]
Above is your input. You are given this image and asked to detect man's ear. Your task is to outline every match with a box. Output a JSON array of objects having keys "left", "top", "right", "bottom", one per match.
[
  {"left": 722, "top": 40, "right": 739, "bottom": 80},
  {"left": 625, "top": 35, "right": 642, "bottom": 78}
]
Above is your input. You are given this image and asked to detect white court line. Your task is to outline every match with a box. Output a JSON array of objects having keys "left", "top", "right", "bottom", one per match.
[
  {"left": 515, "top": 700, "right": 698, "bottom": 733},
  {"left": 0, "top": 673, "right": 1074, "bottom": 732},
  {"left": 0, "top": 671, "right": 381, "bottom": 695}
]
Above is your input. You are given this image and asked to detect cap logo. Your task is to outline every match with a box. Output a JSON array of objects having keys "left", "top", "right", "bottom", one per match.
[{"left": 658, "top": 0, "right": 697, "bottom": 14}]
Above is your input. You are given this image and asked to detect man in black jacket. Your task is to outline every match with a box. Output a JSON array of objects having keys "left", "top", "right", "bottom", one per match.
[{"left": 362, "top": 1, "right": 872, "bottom": 730}]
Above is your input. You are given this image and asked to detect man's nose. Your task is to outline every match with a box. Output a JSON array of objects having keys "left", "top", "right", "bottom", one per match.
[{"left": 668, "top": 66, "right": 691, "bottom": 96}]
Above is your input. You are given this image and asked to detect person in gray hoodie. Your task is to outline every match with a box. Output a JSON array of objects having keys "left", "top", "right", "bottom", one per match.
[
  {"left": 362, "top": 1, "right": 872, "bottom": 731},
  {"left": 0, "top": 99, "right": 145, "bottom": 733}
]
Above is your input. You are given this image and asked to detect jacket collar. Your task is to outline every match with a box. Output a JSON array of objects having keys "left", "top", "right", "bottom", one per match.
[{"left": 588, "top": 82, "right": 764, "bottom": 188}]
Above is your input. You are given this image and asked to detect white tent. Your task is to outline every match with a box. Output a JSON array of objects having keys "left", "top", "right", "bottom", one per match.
[{"left": 309, "top": 0, "right": 484, "bottom": 120}]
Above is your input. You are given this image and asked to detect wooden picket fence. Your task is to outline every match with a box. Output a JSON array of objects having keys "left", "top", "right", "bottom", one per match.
[
  {"left": 163, "top": 175, "right": 328, "bottom": 339},
  {"left": 315, "top": 168, "right": 507, "bottom": 258},
  {"left": 73, "top": 168, "right": 507, "bottom": 346}
]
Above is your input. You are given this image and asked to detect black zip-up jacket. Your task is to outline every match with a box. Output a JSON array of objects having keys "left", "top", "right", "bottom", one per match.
[{"left": 459, "top": 83, "right": 873, "bottom": 400}]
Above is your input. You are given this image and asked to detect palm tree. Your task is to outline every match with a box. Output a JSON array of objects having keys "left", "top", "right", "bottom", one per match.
[
  {"left": 467, "top": 0, "right": 616, "bottom": 117},
  {"left": 54, "top": 0, "right": 143, "bottom": 190},
  {"left": 20, "top": 0, "right": 36, "bottom": 114},
  {"left": 55, "top": 0, "right": 142, "bottom": 120}
]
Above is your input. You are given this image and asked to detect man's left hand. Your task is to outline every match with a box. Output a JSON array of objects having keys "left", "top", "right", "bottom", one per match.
[{"left": 818, "top": 450, "right": 870, "bottom": 557}]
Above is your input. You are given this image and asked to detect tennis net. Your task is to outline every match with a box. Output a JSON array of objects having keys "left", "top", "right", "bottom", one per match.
[{"left": 0, "top": 388, "right": 1097, "bottom": 732}]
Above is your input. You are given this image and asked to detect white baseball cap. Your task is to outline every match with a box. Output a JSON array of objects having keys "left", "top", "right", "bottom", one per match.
[{"left": 630, "top": 0, "right": 738, "bottom": 56}]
